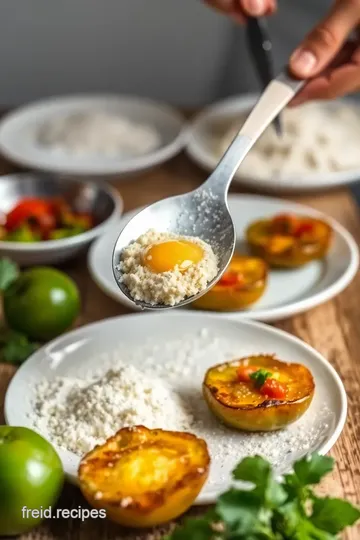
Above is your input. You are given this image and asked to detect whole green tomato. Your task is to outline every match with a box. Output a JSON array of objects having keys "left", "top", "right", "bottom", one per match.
[
  {"left": 3, "top": 267, "right": 80, "bottom": 341},
  {"left": 0, "top": 426, "right": 64, "bottom": 536}
]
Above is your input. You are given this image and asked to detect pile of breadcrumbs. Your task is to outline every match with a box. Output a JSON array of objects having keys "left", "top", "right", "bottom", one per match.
[{"left": 118, "top": 229, "right": 218, "bottom": 306}]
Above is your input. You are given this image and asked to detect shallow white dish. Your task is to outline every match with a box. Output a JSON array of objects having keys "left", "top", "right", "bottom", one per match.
[
  {"left": 186, "top": 94, "right": 360, "bottom": 192},
  {"left": 88, "top": 194, "right": 358, "bottom": 322},
  {"left": 5, "top": 312, "right": 347, "bottom": 503},
  {"left": 0, "top": 95, "right": 187, "bottom": 177}
]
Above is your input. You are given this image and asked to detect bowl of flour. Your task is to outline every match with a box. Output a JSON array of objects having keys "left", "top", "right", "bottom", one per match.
[
  {"left": 0, "top": 95, "right": 187, "bottom": 177},
  {"left": 186, "top": 94, "right": 360, "bottom": 192}
]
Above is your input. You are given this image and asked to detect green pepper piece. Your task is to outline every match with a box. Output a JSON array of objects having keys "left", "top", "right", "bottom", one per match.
[
  {"left": 5, "top": 225, "right": 40, "bottom": 243},
  {"left": 49, "top": 228, "right": 71, "bottom": 240},
  {"left": 49, "top": 226, "right": 86, "bottom": 240},
  {"left": 67, "top": 226, "right": 87, "bottom": 236}
]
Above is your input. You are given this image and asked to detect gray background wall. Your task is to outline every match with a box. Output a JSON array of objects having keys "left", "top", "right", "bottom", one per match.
[
  {"left": 0, "top": 0, "right": 331, "bottom": 106},
  {"left": 2, "top": 0, "right": 360, "bottom": 199}
]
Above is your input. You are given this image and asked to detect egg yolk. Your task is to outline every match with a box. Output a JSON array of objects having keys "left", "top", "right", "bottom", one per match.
[{"left": 142, "top": 240, "right": 204, "bottom": 273}]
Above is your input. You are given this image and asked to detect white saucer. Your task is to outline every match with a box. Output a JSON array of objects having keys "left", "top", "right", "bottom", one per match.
[
  {"left": 0, "top": 94, "right": 187, "bottom": 177},
  {"left": 5, "top": 312, "right": 347, "bottom": 503},
  {"left": 186, "top": 95, "right": 360, "bottom": 192},
  {"left": 88, "top": 194, "right": 359, "bottom": 322}
]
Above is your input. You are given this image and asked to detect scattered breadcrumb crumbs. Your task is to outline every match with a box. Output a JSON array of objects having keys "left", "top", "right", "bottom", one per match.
[{"left": 29, "top": 329, "right": 333, "bottom": 491}]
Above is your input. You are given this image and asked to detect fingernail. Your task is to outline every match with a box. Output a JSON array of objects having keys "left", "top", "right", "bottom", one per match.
[
  {"left": 244, "top": 0, "right": 266, "bottom": 16},
  {"left": 290, "top": 49, "right": 317, "bottom": 76}
]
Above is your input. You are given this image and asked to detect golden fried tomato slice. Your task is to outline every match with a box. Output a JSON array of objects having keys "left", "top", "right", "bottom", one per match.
[
  {"left": 192, "top": 255, "right": 267, "bottom": 311},
  {"left": 203, "top": 355, "right": 315, "bottom": 431},
  {"left": 246, "top": 214, "right": 332, "bottom": 268},
  {"left": 78, "top": 426, "right": 210, "bottom": 528}
]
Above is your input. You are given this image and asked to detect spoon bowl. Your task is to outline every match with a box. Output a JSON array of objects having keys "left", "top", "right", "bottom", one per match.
[
  {"left": 112, "top": 73, "right": 304, "bottom": 309},
  {"left": 112, "top": 186, "right": 235, "bottom": 309}
]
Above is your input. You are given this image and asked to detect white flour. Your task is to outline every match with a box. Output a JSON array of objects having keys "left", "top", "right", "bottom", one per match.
[
  {"left": 218, "top": 102, "right": 360, "bottom": 180},
  {"left": 37, "top": 110, "right": 161, "bottom": 158},
  {"left": 33, "top": 365, "right": 194, "bottom": 455},
  {"left": 30, "top": 329, "right": 333, "bottom": 486}
]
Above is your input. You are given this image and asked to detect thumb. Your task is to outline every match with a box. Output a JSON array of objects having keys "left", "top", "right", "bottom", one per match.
[{"left": 289, "top": 0, "right": 360, "bottom": 78}]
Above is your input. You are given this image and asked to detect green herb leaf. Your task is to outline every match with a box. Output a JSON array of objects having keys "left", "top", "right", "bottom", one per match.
[
  {"left": 250, "top": 369, "right": 272, "bottom": 388},
  {"left": 293, "top": 453, "right": 334, "bottom": 486},
  {"left": 0, "top": 258, "right": 19, "bottom": 292},
  {"left": 273, "top": 500, "right": 302, "bottom": 538},
  {"left": 292, "top": 519, "right": 336, "bottom": 540},
  {"left": 273, "top": 500, "right": 339, "bottom": 539},
  {"left": 311, "top": 497, "right": 360, "bottom": 534},
  {"left": 216, "top": 489, "right": 261, "bottom": 534},
  {"left": 168, "top": 517, "right": 217, "bottom": 540},
  {"left": 233, "top": 455, "right": 271, "bottom": 485},
  {"left": 233, "top": 456, "right": 286, "bottom": 508},
  {"left": 168, "top": 453, "right": 360, "bottom": 540},
  {"left": 0, "top": 329, "right": 38, "bottom": 365}
]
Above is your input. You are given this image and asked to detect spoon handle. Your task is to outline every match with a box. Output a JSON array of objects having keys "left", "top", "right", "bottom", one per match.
[
  {"left": 240, "top": 73, "right": 303, "bottom": 140},
  {"left": 205, "top": 72, "right": 305, "bottom": 195}
]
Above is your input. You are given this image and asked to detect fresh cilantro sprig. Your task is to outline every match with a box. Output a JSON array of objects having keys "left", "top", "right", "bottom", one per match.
[
  {"left": 0, "top": 258, "right": 37, "bottom": 365},
  {"left": 0, "top": 258, "right": 19, "bottom": 292},
  {"left": 250, "top": 368, "right": 272, "bottom": 388},
  {"left": 168, "top": 453, "right": 360, "bottom": 539},
  {"left": 0, "top": 328, "right": 38, "bottom": 365}
]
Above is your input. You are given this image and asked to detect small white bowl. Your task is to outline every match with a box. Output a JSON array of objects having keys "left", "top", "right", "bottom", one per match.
[
  {"left": 0, "top": 173, "right": 123, "bottom": 266},
  {"left": 186, "top": 94, "right": 360, "bottom": 193},
  {"left": 0, "top": 95, "right": 187, "bottom": 177}
]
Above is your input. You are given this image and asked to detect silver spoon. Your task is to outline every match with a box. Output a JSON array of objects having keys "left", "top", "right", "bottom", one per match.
[{"left": 112, "top": 72, "right": 304, "bottom": 310}]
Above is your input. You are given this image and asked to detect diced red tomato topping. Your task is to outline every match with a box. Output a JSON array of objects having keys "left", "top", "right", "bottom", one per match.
[
  {"left": 271, "top": 214, "right": 316, "bottom": 240},
  {"left": 293, "top": 222, "right": 314, "bottom": 237},
  {"left": 260, "top": 378, "right": 286, "bottom": 399},
  {"left": 237, "top": 365, "right": 259, "bottom": 382},
  {"left": 219, "top": 271, "right": 244, "bottom": 287}
]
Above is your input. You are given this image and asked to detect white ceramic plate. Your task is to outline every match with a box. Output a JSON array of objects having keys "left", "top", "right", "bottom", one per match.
[
  {"left": 88, "top": 194, "right": 359, "bottom": 322},
  {"left": 5, "top": 312, "right": 347, "bottom": 504},
  {"left": 186, "top": 95, "right": 360, "bottom": 192},
  {"left": 0, "top": 95, "right": 187, "bottom": 176}
]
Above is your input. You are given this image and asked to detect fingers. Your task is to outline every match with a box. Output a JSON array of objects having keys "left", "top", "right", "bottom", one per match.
[
  {"left": 238, "top": 0, "right": 276, "bottom": 16},
  {"left": 289, "top": 0, "right": 360, "bottom": 78},
  {"left": 290, "top": 43, "right": 360, "bottom": 106},
  {"left": 204, "top": 0, "right": 275, "bottom": 19}
]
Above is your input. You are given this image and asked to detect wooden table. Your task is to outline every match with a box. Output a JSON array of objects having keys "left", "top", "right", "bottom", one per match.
[{"left": 1, "top": 153, "right": 360, "bottom": 539}]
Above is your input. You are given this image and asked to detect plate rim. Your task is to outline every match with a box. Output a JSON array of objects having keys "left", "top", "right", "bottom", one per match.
[
  {"left": 4, "top": 310, "right": 348, "bottom": 505},
  {"left": 88, "top": 193, "right": 359, "bottom": 322},
  {"left": 0, "top": 94, "right": 188, "bottom": 176},
  {"left": 185, "top": 93, "right": 360, "bottom": 191}
]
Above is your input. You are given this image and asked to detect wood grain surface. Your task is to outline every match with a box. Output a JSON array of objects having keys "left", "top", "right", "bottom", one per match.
[{"left": 1, "top": 152, "right": 360, "bottom": 539}]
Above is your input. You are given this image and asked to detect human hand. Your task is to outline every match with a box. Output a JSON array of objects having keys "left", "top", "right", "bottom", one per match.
[
  {"left": 204, "top": 0, "right": 276, "bottom": 23},
  {"left": 289, "top": 0, "right": 360, "bottom": 106}
]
